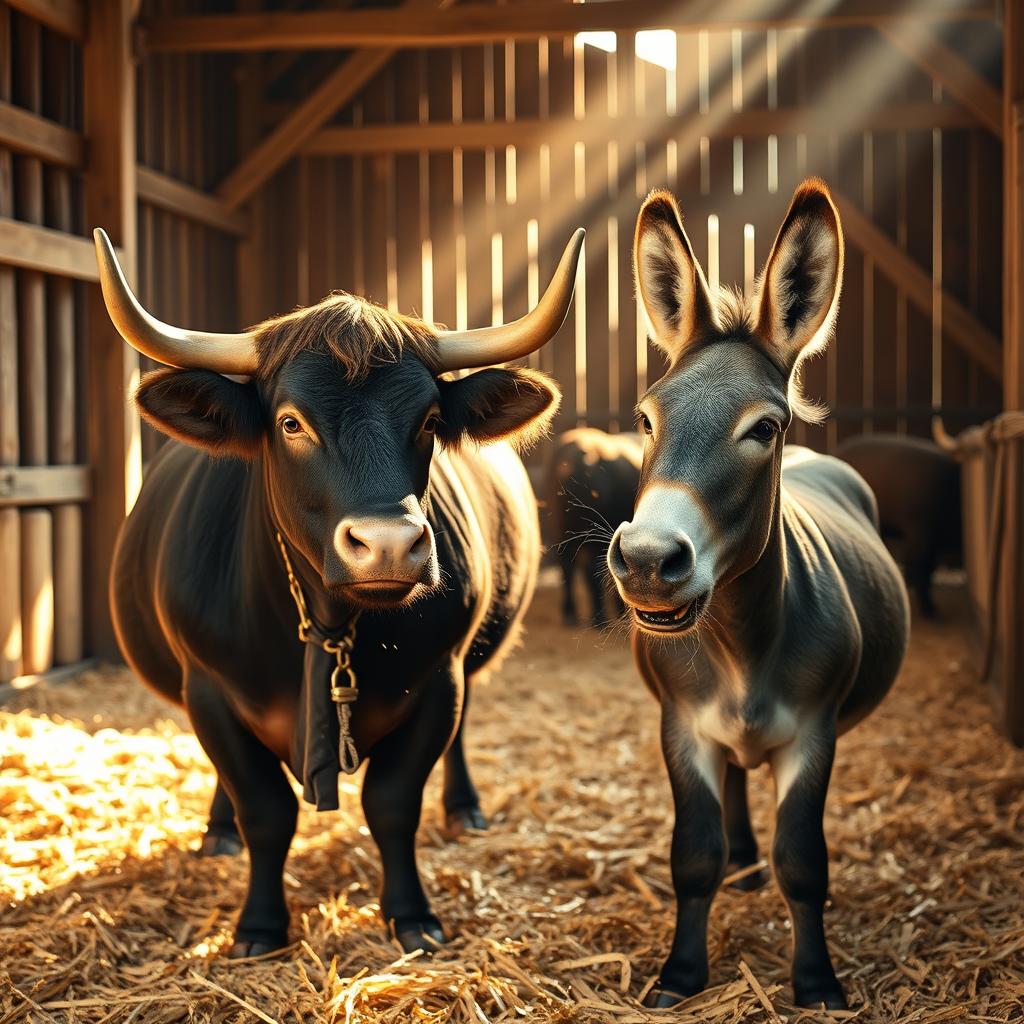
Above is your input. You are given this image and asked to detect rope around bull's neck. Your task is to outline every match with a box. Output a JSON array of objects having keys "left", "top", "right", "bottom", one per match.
[{"left": 274, "top": 529, "right": 362, "bottom": 775}]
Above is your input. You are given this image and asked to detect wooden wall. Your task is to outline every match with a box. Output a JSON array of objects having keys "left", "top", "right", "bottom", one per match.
[
  {"left": 248, "top": 22, "right": 1004, "bottom": 453},
  {"left": 0, "top": 0, "right": 239, "bottom": 687}
]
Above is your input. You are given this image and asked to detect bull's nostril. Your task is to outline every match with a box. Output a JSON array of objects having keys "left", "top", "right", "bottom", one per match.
[{"left": 409, "top": 523, "right": 430, "bottom": 558}]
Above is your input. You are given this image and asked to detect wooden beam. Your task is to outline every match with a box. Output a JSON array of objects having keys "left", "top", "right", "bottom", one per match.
[
  {"left": 136, "top": 165, "right": 248, "bottom": 236},
  {"left": 305, "top": 102, "right": 980, "bottom": 156},
  {"left": 879, "top": 22, "right": 1002, "bottom": 138},
  {"left": 83, "top": 0, "right": 140, "bottom": 661},
  {"left": 832, "top": 190, "right": 1001, "bottom": 379},
  {"left": 216, "top": 0, "right": 452, "bottom": 211},
  {"left": 145, "top": 0, "right": 997, "bottom": 53},
  {"left": 1004, "top": 0, "right": 1024, "bottom": 410},
  {"left": 0, "top": 218, "right": 107, "bottom": 280},
  {"left": 0, "top": 100, "right": 82, "bottom": 167},
  {"left": 4, "top": 0, "right": 84, "bottom": 40},
  {"left": 0, "top": 466, "right": 91, "bottom": 508}
]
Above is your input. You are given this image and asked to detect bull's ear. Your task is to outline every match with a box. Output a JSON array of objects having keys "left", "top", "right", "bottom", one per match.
[
  {"left": 437, "top": 367, "right": 560, "bottom": 449},
  {"left": 755, "top": 178, "right": 843, "bottom": 372},
  {"left": 634, "top": 188, "right": 716, "bottom": 361},
  {"left": 135, "top": 368, "right": 264, "bottom": 458}
]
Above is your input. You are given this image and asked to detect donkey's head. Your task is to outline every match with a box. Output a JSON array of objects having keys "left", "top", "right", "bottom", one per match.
[
  {"left": 95, "top": 229, "right": 583, "bottom": 608},
  {"left": 608, "top": 179, "right": 843, "bottom": 635}
]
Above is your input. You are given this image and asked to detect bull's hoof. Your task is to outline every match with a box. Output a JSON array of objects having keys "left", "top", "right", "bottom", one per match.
[
  {"left": 443, "top": 806, "right": 489, "bottom": 838},
  {"left": 391, "top": 918, "right": 446, "bottom": 955},
  {"left": 795, "top": 988, "right": 848, "bottom": 1011},
  {"left": 227, "top": 939, "right": 287, "bottom": 959},
  {"left": 642, "top": 986, "right": 691, "bottom": 1009},
  {"left": 725, "top": 861, "right": 770, "bottom": 892},
  {"left": 198, "top": 832, "right": 244, "bottom": 858}
]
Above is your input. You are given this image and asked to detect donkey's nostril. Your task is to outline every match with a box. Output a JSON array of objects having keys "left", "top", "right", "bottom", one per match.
[
  {"left": 608, "top": 530, "right": 629, "bottom": 580},
  {"left": 660, "top": 535, "right": 695, "bottom": 584}
]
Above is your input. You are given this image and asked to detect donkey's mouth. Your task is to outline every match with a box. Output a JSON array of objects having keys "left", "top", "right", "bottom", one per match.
[{"left": 633, "top": 593, "right": 707, "bottom": 634}]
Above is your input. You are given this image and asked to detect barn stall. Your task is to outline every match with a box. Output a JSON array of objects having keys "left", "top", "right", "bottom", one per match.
[{"left": 1, "top": 0, "right": 1024, "bottom": 1020}]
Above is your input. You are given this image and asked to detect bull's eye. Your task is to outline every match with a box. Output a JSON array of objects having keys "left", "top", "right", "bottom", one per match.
[
  {"left": 281, "top": 416, "right": 303, "bottom": 436},
  {"left": 745, "top": 418, "right": 778, "bottom": 443},
  {"left": 638, "top": 412, "right": 653, "bottom": 436},
  {"left": 420, "top": 413, "right": 441, "bottom": 436}
]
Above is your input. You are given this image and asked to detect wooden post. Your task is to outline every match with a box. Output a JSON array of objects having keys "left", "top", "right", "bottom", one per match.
[
  {"left": 14, "top": 14, "right": 54, "bottom": 675},
  {"left": 83, "top": 0, "right": 140, "bottom": 660},
  {"left": 0, "top": 8, "right": 22, "bottom": 682},
  {"left": 45, "top": 32, "right": 83, "bottom": 666},
  {"left": 999, "top": 0, "right": 1024, "bottom": 745}
]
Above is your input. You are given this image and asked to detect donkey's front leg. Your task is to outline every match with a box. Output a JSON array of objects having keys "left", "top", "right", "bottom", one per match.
[
  {"left": 770, "top": 726, "right": 845, "bottom": 1010},
  {"left": 647, "top": 714, "right": 727, "bottom": 1008}
]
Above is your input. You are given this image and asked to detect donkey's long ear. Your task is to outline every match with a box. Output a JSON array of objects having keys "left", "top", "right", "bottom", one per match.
[
  {"left": 634, "top": 189, "right": 716, "bottom": 361},
  {"left": 756, "top": 178, "right": 843, "bottom": 372}
]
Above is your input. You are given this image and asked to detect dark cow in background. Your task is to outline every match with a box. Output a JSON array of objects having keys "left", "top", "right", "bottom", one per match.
[
  {"left": 836, "top": 433, "right": 961, "bottom": 617},
  {"left": 93, "top": 227, "right": 583, "bottom": 957},
  {"left": 543, "top": 428, "right": 642, "bottom": 627},
  {"left": 610, "top": 180, "right": 908, "bottom": 1010}
]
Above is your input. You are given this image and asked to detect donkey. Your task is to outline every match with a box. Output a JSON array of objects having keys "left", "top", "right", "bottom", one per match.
[{"left": 607, "top": 179, "right": 909, "bottom": 1010}]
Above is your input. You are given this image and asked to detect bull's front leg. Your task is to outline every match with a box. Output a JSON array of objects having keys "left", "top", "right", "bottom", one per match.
[
  {"left": 646, "top": 708, "right": 727, "bottom": 1008},
  {"left": 185, "top": 674, "right": 298, "bottom": 957},
  {"left": 770, "top": 723, "right": 846, "bottom": 1009},
  {"left": 362, "top": 662, "right": 461, "bottom": 953}
]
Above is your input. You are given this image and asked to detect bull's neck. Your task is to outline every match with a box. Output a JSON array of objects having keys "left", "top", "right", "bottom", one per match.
[{"left": 705, "top": 485, "right": 787, "bottom": 661}]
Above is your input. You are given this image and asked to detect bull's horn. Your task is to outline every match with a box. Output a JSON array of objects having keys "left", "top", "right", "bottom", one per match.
[
  {"left": 931, "top": 415, "right": 960, "bottom": 454},
  {"left": 93, "top": 228, "right": 258, "bottom": 375},
  {"left": 434, "top": 228, "right": 585, "bottom": 372}
]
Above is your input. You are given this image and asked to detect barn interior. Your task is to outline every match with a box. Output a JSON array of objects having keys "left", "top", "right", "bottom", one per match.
[{"left": 2, "top": 1, "right": 1024, "bottom": 1021}]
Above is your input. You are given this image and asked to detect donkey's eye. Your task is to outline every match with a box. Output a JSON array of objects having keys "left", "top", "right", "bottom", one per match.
[
  {"left": 745, "top": 418, "right": 778, "bottom": 443},
  {"left": 281, "top": 416, "right": 303, "bottom": 436},
  {"left": 638, "top": 413, "right": 653, "bottom": 436}
]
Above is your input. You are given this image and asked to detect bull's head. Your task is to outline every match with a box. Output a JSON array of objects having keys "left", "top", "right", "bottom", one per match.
[{"left": 95, "top": 228, "right": 583, "bottom": 608}]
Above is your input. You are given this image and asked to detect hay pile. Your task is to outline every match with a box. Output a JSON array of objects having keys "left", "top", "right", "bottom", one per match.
[{"left": 2, "top": 582, "right": 1023, "bottom": 1023}]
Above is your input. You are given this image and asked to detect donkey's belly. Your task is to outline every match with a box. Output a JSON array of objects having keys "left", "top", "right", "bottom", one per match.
[{"left": 692, "top": 697, "right": 799, "bottom": 770}]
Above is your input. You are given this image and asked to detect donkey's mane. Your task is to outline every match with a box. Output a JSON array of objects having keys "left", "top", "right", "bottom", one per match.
[
  {"left": 252, "top": 291, "right": 440, "bottom": 381},
  {"left": 713, "top": 284, "right": 826, "bottom": 425}
]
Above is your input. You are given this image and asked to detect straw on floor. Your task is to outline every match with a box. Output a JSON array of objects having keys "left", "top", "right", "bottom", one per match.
[{"left": 2, "top": 583, "right": 1023, "bottom": 1023}]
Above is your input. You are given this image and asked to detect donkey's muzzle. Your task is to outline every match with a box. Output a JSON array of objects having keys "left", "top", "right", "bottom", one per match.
[{"left": 608, "top": 524, "right": 696, "bottom": 601}]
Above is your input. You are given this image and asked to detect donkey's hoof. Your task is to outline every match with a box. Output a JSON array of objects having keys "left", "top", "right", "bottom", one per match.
[
  {"left": 392, "top": 918, "right": 446, "bottom": 955},
  {"left": 643, "top": 986, "right": 692, "bottom": 1009},
  {"left": 198, "top": 832, "right": 244, "bottom": 858},
  {"left": 227, "top": 939, "right": 286, "bottom": 960},
  {"left": 444, "top": 806, "right": 489, "bottom": 838},
  {"left": 725, "top": 861, "right": 770, "bottom": 892},
  {"left": 794, "top": 983, "right": 848, "bottom": 1010}
]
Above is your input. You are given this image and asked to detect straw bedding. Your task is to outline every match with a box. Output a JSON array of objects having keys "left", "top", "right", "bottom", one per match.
[{"left": 2, "top": 580, "right": 1022, "bottom": 1023}]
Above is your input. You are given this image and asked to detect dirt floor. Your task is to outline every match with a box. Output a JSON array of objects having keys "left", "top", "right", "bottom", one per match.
[{"left": 2, "top": 577, "right": 1023, "bottom": 1023}]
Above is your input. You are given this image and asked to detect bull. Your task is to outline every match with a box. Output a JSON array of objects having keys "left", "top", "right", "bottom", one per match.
[{"left": 92, "top": 227, "right": 583, "bottom": 957}]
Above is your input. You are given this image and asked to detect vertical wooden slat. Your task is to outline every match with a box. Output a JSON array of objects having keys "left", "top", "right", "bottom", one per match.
[
  {"left": 14, "top": 13, "right": 53, "bottom": 675},
  {"left": 44, "top": 28, "right": 82, "bottom": 666},
  {"left": 614, "top": 32, "right": 638, "bottom": 415},
  {"left": 83, "top": 0, "right": 140, "bottom": 659},
  {"left": 0, "top": 7, "right": 22, "bottom": 681}
]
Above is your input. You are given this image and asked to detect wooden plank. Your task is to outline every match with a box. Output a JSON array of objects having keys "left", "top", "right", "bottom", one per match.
[
  {"left": 832, "top": 188, "right": 1001, "bottom": 379},
  {"left": 0, "top": 218, "right": 107, "bottom": 280},
  {"left": 14, "top": 13, "right": 53, "bottom": 676},
  {"left": 5, "top": 0, "right": 84, "bottom": 40},
  {"left": 44, "top": 29, "right": 83, "bottom": 667},
  {"left": 0, "top": 100, "right": 82, "bottom": 166},
  {"left": 0, "top": 466, "right": 91, "bottom": 507},
  {"left": 216, "top": 0, "right": 454, "bottom": 213},
  {"left": 136, "top": 165, "right": 248, "bottom": 237},
  {"left": 0, "top": 8, "right": 22, "bottom": 681},
  {"left": 304, "top": 102, "right": 980, "bottom": 154},
  {"left": 145, "top": 0, "right": 997, "bottom": 53},
  {"left": 879, "top": 22, "right": 1002, "bottom": 139},
  {"left": 83, "top": 0, "right": 141, "bottom": 661}
]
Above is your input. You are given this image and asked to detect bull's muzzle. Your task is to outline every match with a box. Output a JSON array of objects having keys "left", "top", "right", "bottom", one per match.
[{"left": 334, "top": 514, "right": 434, "bottom": 591}]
